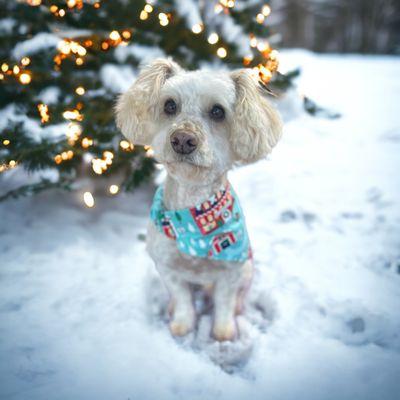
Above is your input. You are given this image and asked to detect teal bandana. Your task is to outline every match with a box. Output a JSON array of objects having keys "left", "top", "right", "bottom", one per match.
[{"left": 150, "top": 183, "right": 251, "bottom": 262}]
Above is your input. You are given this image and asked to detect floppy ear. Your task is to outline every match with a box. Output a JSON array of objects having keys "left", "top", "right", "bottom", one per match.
[
  {"left": 115, "top": 58, "right": 182, "bottom": 145},
  {"left": 230, "top": 69, "right": 283, "bottom": 164}
]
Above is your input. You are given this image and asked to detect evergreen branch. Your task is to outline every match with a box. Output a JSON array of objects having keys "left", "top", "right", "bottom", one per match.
[{"left": 0, "top": 179, "right": 72, "bottom": 202}]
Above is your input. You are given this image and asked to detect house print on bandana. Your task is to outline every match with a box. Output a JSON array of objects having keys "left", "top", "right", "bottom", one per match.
[
  {"left": 150, "top": 183, "right": 251, "bottom": 262},
  {"left": 189, "top": 186, "right": 233, "bottom": 235}
]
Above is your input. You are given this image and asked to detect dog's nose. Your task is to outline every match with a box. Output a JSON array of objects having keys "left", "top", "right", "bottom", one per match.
[{"left": 170, "top": 131, "right": 197, "bottom": 155}]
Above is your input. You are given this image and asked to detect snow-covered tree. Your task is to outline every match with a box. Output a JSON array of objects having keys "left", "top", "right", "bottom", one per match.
[{"left": 0, "top": 0, "right": 292, "bottom": 204}]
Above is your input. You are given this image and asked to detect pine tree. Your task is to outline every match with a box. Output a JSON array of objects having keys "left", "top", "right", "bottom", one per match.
[{"left": 0, "top": 0, "right": 289, "bottom": 205}]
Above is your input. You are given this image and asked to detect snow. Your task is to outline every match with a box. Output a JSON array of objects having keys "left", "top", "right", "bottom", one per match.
[
  {"left": 114, "top": 43, "right": 166, "bottom": 64},
  {"left": 100, "top": 64, "right": 137, "bottom": 93},
  {"left": 37, "top": 86, "right": 61, "bottom": 105},
  {"left": 0, "top": 104, "right": 68, "bottom": 142},
  {"left": 1, "top": 51, "right": 400, "bottom": 399},
  {"left": 12, "top": 32, "right": 60, "bottom": 60},
  {"left": 174, "top": 0, "right": 203, "bottom": 28}
]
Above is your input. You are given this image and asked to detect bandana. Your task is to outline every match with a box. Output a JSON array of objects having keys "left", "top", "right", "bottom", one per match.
[{"left": 150, "top": 183, "right": 251, "bottom": 262}]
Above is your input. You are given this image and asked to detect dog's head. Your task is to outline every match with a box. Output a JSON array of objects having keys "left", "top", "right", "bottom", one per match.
[{"left": 116, "top": 58, "right": 282, "bottom": 183}]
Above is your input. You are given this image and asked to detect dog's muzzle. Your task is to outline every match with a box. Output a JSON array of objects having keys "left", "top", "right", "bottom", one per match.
[{"left": 170, "top": 130, "right": 198, "bottom": 155}]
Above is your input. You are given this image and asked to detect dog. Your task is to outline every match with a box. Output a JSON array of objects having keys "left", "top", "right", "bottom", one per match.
[{"left": 116, "top": 58, "right": 282, "bottom": 341}]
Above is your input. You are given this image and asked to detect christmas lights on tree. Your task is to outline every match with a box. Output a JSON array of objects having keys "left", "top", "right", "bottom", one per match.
[{"left": 0, "top": 0, "right": 290, "bottom": 206}]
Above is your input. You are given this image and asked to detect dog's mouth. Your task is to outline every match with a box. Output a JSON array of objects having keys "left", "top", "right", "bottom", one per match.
[
  {"left": 165, "top": 152, "right": 211, "bottom": 169},
  {"left": 166, "top": 158, "right": 208, "bottom": 170}
]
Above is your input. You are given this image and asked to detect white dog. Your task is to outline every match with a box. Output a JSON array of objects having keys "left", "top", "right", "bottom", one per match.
[{"left": 116, "top": 58, "right": 282, "bottom": 341}]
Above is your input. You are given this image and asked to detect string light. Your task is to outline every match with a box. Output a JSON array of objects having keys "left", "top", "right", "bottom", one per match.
[
  {"left": 262, "top": 4, "right": 271, "bottom": 17},
  {"left": 67, "top": 0, "right": 83, "bottom": 9},
  {"left": 13, "top": 65, "right": 20, "bottom": 74},
  {"left": 66, "top": 122, "right": 82, "bottom": 144},
  {"left": 21, "top": 57, "right": 30, "bottom": 66},
  {"left": 3, "top": 140, "right": 10, "bottom": 146},
  {"left": 214, "top": 4, "right": 223, "bottom": 13},
  {"left": 91, "top": 151, "right": 114, "bottom": 175},
  {"left": 92, "top": 158, "right": 106, "bottom": 174},
  {"left": 37, "top": 103, "right": 50, "bottom": 123},
  {"left": 109, "top": 30, "right": 121, "bottom": 41},
  {"left": 216, "top": 47, "right": 227, "bottom": 58},
  {"left": 27, "top": 0, "right": 41, "bottom": 5},
  {"left": 103, "top": 151, "right": 114, "bottom": 165},
  {"left": 120, "top": 140, "right": 134, "bottom": 151},
  {"left": 83, "top": 191, "right": 95, "bottom": 208},
  {"left": 140, "top": 10, "right": 149, "bottom": 20},
  {"left": 81, "top": 137, "right": 93, "bottom": 148},
  {"left": 54, "top": 151, "right": 73, "bottom": 164},
  {"left": 75, "top": 86, "right": 85, "bottom": 95},
  {"left": 192, "top": 23, "right": 203, "bottom": 34},
  {"left": 109, "top": 184, "right": 119, "bottom": 195},
  {"left": 0, "top": 160, "right": 18, "bottom": 173},
  {"left": 207, "top": 33, "right": 219, "bottom": 44},
  {"left": 93, "top": 2, "right": 101, "bottom": 9},
  {"left": 122, "top": 30, "right": 131, "bottom": 39},
  {"left": 144, "top": 4, "right": 153, "bottom": 13},
  {"left": 145, "top": 147, "right": 154, "bottom": 157},
  {"left": 257, "top": 41, "right": 269, "bottom": 53},
  {"left": 1, "top": 63, "right": 8, "bottom": 72},
  {"left": 19, "top": 72, "right": 31, "bottom": 84},
  {"left": 256, "top": 13, "right": 265, "bottom": 24},
  {"left": 255, "top": 64, "right": 272, "bottom": 84},
  {"left": 58, "top": 9, "right": 66, "bottom": 17},
  {"left": 243, "top": 55, "right": 253, "bottom": 66},
  {"left": 158, "top": 13, "right": 169, "bottom": 26},
  {"left": 220, "top": 0, "right": 235, "bottom": 8},
  {"left": 63, "top": 109, "right": 83, "bottom": 121}
]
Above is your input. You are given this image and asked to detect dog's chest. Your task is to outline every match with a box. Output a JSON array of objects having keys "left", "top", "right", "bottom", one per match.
[{"left": 146, "top": 221, "right": 244, "bottom": 284}]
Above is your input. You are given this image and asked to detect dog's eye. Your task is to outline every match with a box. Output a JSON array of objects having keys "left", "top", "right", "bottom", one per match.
[
  {"left": 209, "top": 104, "right": 225, "bottom": 121},
  {"left": 164, "top": 99, "right": 177, "bottom": 116}
]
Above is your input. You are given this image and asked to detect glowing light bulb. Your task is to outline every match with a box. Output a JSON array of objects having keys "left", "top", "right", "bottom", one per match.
[
  {"left": 262, "top": 5, "right": 271, "bottom": 17},
  {"left": 109, "top": 30, "right": 121, "bottom": 41},
  {"left": 144, "top": 4, "right": 153, "bottom": 12},
  {"left": 83, "top": 191, "right": 95, "bottom": 208},
  {"left": 109, "top": 185, "right": 119, "bottom": 195},
  {"left": 256, "top": 13, "right": 265, "bottom": 24},
  {"left": 217, "top": 47, "right": 227, "bottom": 58},
  {"left": 75, "top": 86, "right": 85, "bottom": 95},
  {"left": 207, "top": 33, "right": 219, "bottom": 44},
  {"left": 192, "top": 23, "right": 203, "bottom": 34},
  {"left": 19, "top": 73, "right": 31, "bottom": 84}
]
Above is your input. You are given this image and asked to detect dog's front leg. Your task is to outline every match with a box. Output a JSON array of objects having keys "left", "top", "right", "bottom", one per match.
[
  {"left": 162, "top": 272, "right": 195, "bottom": 337},
  {"left": 212, "top": 278, "right": 239, "bottom": 341}
]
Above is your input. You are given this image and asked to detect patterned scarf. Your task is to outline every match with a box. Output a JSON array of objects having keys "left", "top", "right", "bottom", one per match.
[{"left": 150, "top": 183, "right": 251, "bottom": 262}]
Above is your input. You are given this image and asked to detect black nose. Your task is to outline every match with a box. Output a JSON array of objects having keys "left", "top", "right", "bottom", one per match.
[{"left": 170, "top": 131, "right": 198, "bottom": 155}]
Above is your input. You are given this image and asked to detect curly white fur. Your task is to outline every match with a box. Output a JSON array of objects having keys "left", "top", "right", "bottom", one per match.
[{"left": 115, "top": 58, "right": 282, "bottom": 341}]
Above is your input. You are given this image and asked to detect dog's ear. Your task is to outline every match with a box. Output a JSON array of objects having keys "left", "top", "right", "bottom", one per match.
[
  {"left": 230, "top": 69, "right": 282, "bottom": 164},
  {"left": 115, "top": 58, "right": 182, "bottom": 145}
]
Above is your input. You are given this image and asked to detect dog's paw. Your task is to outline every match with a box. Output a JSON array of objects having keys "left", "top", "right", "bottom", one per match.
[
  {"left": 212, "top": 320, "right": 236, "bottom": 342},
  {"left": 169, "top": 319, "right": 193, "bottom": 337}
]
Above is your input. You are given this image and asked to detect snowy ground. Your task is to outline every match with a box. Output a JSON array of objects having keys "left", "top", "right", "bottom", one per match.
[{"left": 1, "top": 51, "right": 400, "bottom": 400}]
